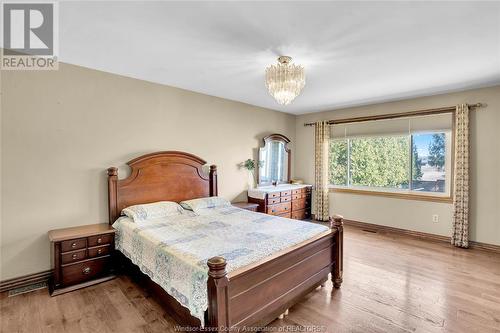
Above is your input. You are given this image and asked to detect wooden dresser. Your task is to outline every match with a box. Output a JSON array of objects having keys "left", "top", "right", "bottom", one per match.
[
  {"left": 48, "top": 223, "right": 116, "bottom": 296},
  {"left": 248, "top": 185, "right": 312, "bottom": 220}
]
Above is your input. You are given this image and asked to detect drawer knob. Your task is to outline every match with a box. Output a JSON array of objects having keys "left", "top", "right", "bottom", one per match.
[
  {"left": 97, "top": 238, "right": 102, "bottom": 244},
  {"left": 82, "top": 267, "right": 91, "bottom": 275},
  {"left": 72, "top": 254, "right": 77, "bottom": 259},
  {"left": 71, "top": 242, "right": 77, "bottom": 248}
]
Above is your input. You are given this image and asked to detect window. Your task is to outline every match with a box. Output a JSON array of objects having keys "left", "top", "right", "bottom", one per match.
[{"left": 329, "top": 113, "right": 452, "bottom": 198}]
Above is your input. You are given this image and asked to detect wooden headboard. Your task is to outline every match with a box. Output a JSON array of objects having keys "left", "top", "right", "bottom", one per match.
[{"left": 107, "top": 151, "right": 217, "bottom": 224}]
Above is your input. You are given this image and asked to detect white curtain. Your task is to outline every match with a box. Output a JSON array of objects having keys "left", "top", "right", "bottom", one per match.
[
  {"left": 314, "top": 121, "right": 330, "bottom": 221},
  {"left": 451, "top": 104, "right": 470, "bottom": 248}
]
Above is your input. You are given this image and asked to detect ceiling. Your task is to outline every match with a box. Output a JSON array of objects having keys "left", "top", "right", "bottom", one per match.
[{"left": 56, "top": 1, "right": 500, "bottom": 114}]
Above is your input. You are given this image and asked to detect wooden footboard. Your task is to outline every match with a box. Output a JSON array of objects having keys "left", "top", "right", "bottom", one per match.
[{"left": 206, "top": 215, "right": 344, "bottom": 331}]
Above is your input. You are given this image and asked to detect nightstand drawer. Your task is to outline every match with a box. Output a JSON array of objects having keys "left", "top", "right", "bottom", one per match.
[
  {"left": 88, "top": 234, "right": 113, "bottom": 247},
  {"left": 61, "top": 249, "right": 87, "bottom": 264},
  {"left": 49, "top": 223, "right": 116, "bottom": 296},
  {"left": 62, "top": 257, "right": 110, "bottom": 286},
  {"left": 232, "top": 202, "right": 260, "bottom": 212},
  {"left": 61, "top": 238, "right": 87, "bottom": 252},
  {"left": 88, "top": 245, "right": 110, "bottom": 258}
]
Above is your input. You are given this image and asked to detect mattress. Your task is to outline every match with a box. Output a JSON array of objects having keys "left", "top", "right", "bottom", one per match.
[{"left": 112, "top": 206, "right": 329, "bottom": 326}]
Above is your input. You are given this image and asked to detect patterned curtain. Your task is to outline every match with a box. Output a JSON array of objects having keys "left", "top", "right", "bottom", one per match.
[
  {"left": 314, "top": 121, "right": 330, "bottom": 221},
  {"left": 451, "top": 104, "right": 470, "bottom": 248}
]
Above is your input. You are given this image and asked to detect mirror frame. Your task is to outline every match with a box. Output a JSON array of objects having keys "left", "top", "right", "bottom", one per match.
[{"left": 257, "top": 133, "right": 291, "bottom": 186}]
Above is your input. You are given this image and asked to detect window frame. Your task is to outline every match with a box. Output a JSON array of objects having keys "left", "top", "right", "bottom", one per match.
[{"left": 328, "top": 115, "right": 455, "bottom": 204}]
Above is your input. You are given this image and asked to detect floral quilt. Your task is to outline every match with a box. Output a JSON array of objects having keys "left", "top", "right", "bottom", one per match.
[{"left": 113, "top": 206, "right": 329, "bottom": 326}]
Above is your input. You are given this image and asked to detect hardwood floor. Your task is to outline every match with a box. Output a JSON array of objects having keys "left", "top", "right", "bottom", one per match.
[{"left": 2, "top": 225, "right": 500, "bottom": 333}]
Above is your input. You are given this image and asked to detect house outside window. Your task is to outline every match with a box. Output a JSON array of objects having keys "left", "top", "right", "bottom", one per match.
[{"left": 329, "top": 113, "right": 453, "bottom": 200}]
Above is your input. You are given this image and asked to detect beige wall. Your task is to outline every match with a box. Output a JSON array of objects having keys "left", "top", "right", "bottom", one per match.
[
  {"left": 0, "top": 63, "right": 295, "bottom": 280},
  {"left": 1, "top": 63, "right": 499, "bottom": 281},
  {"left": 295, "top": 86, "right": 500, "bottom": 246}
]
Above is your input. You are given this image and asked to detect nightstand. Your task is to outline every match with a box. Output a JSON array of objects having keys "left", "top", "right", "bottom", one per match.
[
  {"left": 233, "top": 202, "right": 260, "bottom": 212},
  {"left": 48, "top": 223, "right": 116, "bottom": 296}
]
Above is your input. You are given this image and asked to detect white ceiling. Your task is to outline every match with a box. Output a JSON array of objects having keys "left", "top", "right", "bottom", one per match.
[{"left": 57, "top": 1, "right": 500, "bottom": 114}]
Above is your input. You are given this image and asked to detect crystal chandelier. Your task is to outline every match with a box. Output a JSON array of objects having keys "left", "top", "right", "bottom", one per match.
[{"left": 265, "top": 56, "right": 305, "bottom": 105}]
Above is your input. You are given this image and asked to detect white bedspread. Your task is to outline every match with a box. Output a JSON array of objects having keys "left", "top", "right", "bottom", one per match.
[{"left": 112, "top": 207, "right": 329, "bottom": 326}]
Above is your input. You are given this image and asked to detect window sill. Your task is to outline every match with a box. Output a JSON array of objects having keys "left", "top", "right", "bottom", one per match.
[{"left": 329, "top": 187, "right": 453, "bottom": 203}]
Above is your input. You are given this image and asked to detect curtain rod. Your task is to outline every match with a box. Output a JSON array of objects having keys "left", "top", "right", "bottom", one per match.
[{"left": 303, "top": 103, "right": 484, "bottom": 127}]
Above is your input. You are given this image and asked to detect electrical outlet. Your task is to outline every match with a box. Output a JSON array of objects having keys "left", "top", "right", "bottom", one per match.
[{"left": 432, "top": 214, "right": 439, "bottom": 223}]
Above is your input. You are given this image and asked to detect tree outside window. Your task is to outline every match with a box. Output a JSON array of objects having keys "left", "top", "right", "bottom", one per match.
[{"left": 329, "top": 132, "right": 448, "bottom": 194}]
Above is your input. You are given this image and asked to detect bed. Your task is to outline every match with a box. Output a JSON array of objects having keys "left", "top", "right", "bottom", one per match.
[{"left": 107, "top": 151, "right": 343, "bottom": 331}]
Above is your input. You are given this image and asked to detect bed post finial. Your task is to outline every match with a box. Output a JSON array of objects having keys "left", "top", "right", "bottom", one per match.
[
  {"left": 107, "top": 167, "right": 118, "bottom": 177},
  {"left": 207, "top": 256, "right": 229, "bottom": 331},
  {"left": 107, "top": 167, "right": 118, "bottom": 224},
  {"left": 330, "top": 214, "right": 343, "bottom": 230},
  {"left": 330, "top": 215, "right": 343, "bottom": 289},
  {"left": 208, "top": 256, "right": 226, "bottom": 278},
  {"left": 209, "top": 165, "right": 218, "bottom": 197}
]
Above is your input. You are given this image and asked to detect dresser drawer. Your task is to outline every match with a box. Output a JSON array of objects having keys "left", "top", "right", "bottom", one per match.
[
  {"left": 292, "top": 198, "right": 307, "bottom": 211},
  {"left": 291, "top": 209, "right": 306, "bottom": 220},
  {"left": 61, "top": 249, "right": 87, "bottom": 265},
  {"left": 268, "top": 192, "right": 280, "bottom": 199},
  {"left": 280, "top": 190, "right": 291, "bottom": 197},
  {"left": 276, "top": 212, "right": 292, "bottom": 219},
  {"left": 280, "top": 196, "right": 292, "bottom": 203},
  {"left": 268, "top": 197, "right": 281, "bottom": 205},
  {"left": 267, "top": 202, "right": 292, "bottom": 215},
  {"left": 88, "top": 245, "right": 111, "bottom": 258},
  {"left": 61, "top": 238, "right": 87, "bottom": 252},
  {"left": 292, "top": 189, "right": 301, "bottom": 195},
  {"left": 62, "top": 257, "right": 110, "bottom": 286},
  {"left": 292, "top": 193, "right": 302, "bottom": 200},
  {"left": 88, "top": 234, "right": 113, "bottom": 247}
]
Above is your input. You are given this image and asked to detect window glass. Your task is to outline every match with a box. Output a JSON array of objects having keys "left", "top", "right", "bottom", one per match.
[
  {"left": 411, "top": 133, "right": 446, "bottom": 193},
  {"left": 329, "top": 139, "right": 348, "bottom": 186},
  {"left": 349, "top": 136, "right": 410, "bottom": 189},
  {"left": 328, "top": 130, "right": 450, "bottom": 196}
]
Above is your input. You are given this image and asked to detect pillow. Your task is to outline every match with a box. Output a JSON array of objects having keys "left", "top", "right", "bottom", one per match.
[
  {"left": 122, "top": 201, "right": 183, "bottom": 222},
  {"left": 180, "top": 196, "right": 231, "bottom": 212}
]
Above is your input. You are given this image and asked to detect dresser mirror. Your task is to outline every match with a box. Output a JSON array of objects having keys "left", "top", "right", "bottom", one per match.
[{"left": 258, "top": 134, "right": 291, "bottom": 186}]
